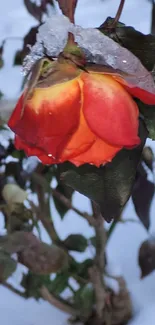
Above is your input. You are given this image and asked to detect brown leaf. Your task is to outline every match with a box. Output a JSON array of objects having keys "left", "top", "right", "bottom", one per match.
[
  {"left": 139, "top": 238, "right": 155, "bottom": 278},
  {"left": 14, "top": 26, "right": 39, "bottom": 66},
  {"left": 18, "top": 242, "right": 68, "bottom": 274},
  {"left": 0, "top": 231, "right": 68, "bottom": 274},
  {"left": 56, "top": 0, "right": 78, "bottom": 23},
  {"left": 132, "top": 164, "right": 155, "bottom": 230},
  {"left": 24, "top": 0, "right": 53, "bottom": 22}
]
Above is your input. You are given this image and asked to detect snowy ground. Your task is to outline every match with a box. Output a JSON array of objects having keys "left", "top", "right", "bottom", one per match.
[{"left": 0, "top": 0, "right": 155, "bottom": 324}]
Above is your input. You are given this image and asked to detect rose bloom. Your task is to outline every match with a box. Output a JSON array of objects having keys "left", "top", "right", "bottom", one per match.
[{"left": 8, "top": 60, "right": 155, "bottom": 167}]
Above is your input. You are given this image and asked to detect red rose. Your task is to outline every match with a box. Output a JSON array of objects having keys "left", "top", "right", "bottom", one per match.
[{"left": 8, "top": 61, "right": 154, "bottom": 167}]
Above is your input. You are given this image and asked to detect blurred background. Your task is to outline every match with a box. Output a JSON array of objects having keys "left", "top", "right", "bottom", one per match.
[{"left": 0, "top": 1, "right": 155, "bottom": 325}]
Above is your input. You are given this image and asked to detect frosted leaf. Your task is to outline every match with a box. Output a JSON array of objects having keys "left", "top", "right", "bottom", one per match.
[
  {"left": 23, "top": 14, "right": 155, "bottom": 95},
  {"left": 23, "top": 15, "right": 70, "bottom": 72},
  {"left": 37, "top": 14, "right": 70, "bottom": 56}
]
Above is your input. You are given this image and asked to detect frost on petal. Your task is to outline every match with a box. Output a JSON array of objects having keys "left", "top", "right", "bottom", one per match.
[{"left": 23, "top": 15, "right": 155, "bottom": 101}]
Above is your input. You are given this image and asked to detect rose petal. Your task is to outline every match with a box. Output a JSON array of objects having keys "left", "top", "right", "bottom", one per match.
[
  {"left": 59, "top": 80, "right": 96, "bottom": 162},
  {"left": 82, "top": 73, "right": 140, "bottom": 147},
  {"left": 113, "top": 75, "right": 155, "bottom": 105},
  {"left": 70, "top": 137, "right": 122, "bottom": 167},
  {"left": 8, "top": 78, "right": 81, "bottom": 159},
  {"left": 15, "top": 135, "right": 57, "bottom": 164}
]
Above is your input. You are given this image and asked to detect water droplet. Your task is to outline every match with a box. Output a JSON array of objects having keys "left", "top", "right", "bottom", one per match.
[
  {"left": 48, "top": 153, "right": 56, "bottom": 159},
  {"left": 122, "top": 60, "right": 127, "bottom": 63}
]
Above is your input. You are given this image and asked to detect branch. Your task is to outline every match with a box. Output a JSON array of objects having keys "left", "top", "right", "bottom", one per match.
[
  {"left": 90, "top": 202, "right": 106, "bottom": 319},
  {"left": 56, "top": 0, "right": 78, "bottom": 23},
  {"left": 2, "top": 282, "right": 26, "bottom": 298},
  {"left": 40, "top": 285, "right": 78, "bottom": 316},
  {"left": 151, "top": 0, "right": 155, "bottom": 35},
  {"left": 31, "top": 172, "right": 95, "bottom": 226},
  {"left": 29, "top": 199, "right": 60, "bottom": 243},
  {"left": 111, "top": 0, "right": 125, "bottom": 28},
  {"left": 52, "top": 188, "right": 95, "bottom": 226}
]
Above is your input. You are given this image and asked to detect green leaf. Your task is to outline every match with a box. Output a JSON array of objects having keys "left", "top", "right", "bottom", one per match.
[
  {"left": 142, "top": 146, "right": 154, "bottom": 171},
  {"left": 5, "top": 203, "right": 33, "bottom": 233},
  {"left": 74, "top": 284, "right": 94, "bottom": 317},
  {"left": 21, "top": 271, "right": 51, "bottom": 299},
  {"left": 99, "top": 17, "right": 155, "bottom": 71},
  {"left": 136, "top": 99, "right": 155, "bottom": 140},
  {"left": 60, "top": 120, "right": 147, "bottom": 222},
  {"left": 49, "top": 272, "right": 69, "bottom": 295},
  {"left": 0, "top": 250, "right": 17, "bottom": 281},
  {"left": 63, "top": 234, "right": 87, "bottom": 252},
  {"left": 77, "top": 259, "right": 94, "bottom": 280},
  {"left": 89, "top": 236, "right": 96, "bottom": 248}
]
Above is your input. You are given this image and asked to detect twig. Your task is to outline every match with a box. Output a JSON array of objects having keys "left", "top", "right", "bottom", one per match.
[
  {"left": 29, "top": 199, "right": 59, "bottom": 243},
  {"left": 52, "top": 188, "right": 95, "bottom": 226},
  {"left": 107, "top": 219, "right": 118, "bottom": 240},
  {"left": 2, "top": 282, "right": 26, "bottom": 298},
  {"left": 151, "top": 0, "right": 155, "bottom": 35},
  {"left": 31, "top": 172, "right": 95, "bottom": 226},
  {"left": 107, "top": 217, "right": 140, "bottom": 241},
  {"left": 56, "top": 0, "right": 78, "bottom": 24},
  {"left": 89, "top": 266, "right": 105, "bottom": 319},
  {"left": 89, "top": 202, "right": 106, "bottom": 319},
  {"left": 111, "top": 0, "right": 125, "bottom": 28},
  {"left": 40, "top": 285, "right": 78, "bottom": 316}
]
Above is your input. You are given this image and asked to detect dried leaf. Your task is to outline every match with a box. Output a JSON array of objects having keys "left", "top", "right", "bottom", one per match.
[
  {"left": 132, "top": 164, "right": 155, "bottom": 229},
  {"left": 24, "top": 0, "right": 54, "bottom": 22},
  {"left": 139, "top": 238, "right": 155, "bottom": 277},
  {"left": 14, "top": 26, "right": 39, "bottom": 66},
  {"left": 0, "top": 231, "right": 68, "bottom": 274}
]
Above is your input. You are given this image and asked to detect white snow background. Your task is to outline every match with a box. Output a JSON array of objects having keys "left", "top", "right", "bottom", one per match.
[{"left": 0, "top": 0, "right": 155, "bottom": 324}]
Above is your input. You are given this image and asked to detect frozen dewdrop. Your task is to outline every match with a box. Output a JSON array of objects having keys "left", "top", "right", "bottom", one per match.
[{"left": 48, "top": 153, "right": 56, "bottom": 159}]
